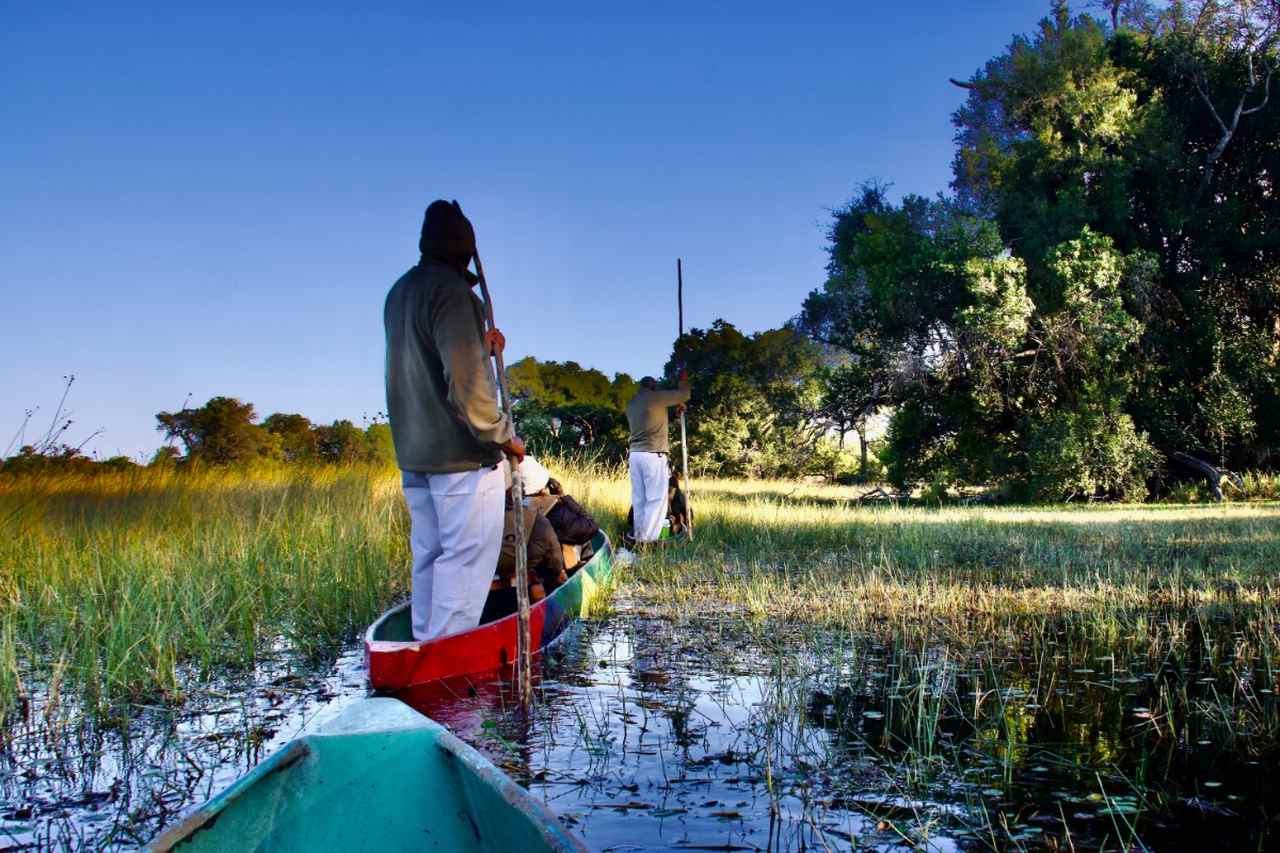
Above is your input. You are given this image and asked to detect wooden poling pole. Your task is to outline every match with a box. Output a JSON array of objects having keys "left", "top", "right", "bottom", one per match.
[
  {"left": 677, "top": 259, "right": 693, "bottom": 541},
  {"left": 473, "top": 248, "right": 533, "bottom": 711}
]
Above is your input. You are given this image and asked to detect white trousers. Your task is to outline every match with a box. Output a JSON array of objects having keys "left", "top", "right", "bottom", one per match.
[
  {"left": 402, "top": 465, "right": 505, "bottom": 641},
  {"left": 629, "top": 451, "right": 669, "bottom": 543}
]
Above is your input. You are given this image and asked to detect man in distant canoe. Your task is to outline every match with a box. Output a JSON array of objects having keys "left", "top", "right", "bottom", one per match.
[
  {"left": 384, "top": 200, "right": 525, "bottom": 641},
  {"left": 626, "top": 372, "right": 691, "bottom": 543}
]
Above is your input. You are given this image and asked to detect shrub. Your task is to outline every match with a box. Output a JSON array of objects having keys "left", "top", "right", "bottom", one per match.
[{"left": 1027, "top": 409, "right": 1158, "bottom": 501}]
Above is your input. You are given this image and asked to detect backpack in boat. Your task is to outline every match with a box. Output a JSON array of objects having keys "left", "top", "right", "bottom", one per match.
[{"left": 545, "top": 494, "right": 599, "bottom": 546}]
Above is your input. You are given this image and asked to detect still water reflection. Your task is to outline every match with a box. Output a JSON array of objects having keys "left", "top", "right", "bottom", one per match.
[
  {"left": 5, "top": 604, "right": 1276, "bottom": 850},
  {"left": 405, "top": 607, "right": 1278, "bottom": 851}
]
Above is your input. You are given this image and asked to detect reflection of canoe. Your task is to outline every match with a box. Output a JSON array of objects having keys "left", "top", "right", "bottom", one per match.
[
  {"left": 146, "top": 698, "right": 586, "bottom": 852},
  {"left": 365, "top": 531, "right": 613, "bottom": 692}
]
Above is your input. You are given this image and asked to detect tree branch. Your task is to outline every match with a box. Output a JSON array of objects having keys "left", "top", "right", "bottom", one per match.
[
  {"left": 1240, "top": 61, "right": 1275, "bottom": 115},
  {"left": 1195, "top": 76, "right": 1232, "bottom": 137}
]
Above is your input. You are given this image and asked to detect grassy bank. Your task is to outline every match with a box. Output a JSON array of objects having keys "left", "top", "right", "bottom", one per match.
[
  {"left": 3, "top": 462, "right": 1277, "bottom": 728},
  {"left": 1, "top": 464, "right": 409, "bottom": 719}
]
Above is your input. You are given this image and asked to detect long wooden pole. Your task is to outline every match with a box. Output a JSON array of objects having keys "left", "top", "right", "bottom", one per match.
[
  {"left": 677, "top": 259, "right": 693, "bottom": 541},
  {"left": 473, "top": 248, "right": 533, "bottom": 712}
]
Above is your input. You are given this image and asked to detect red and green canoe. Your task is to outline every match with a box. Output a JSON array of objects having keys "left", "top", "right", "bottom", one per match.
[{"left": 364, "top": 531, "right": 614, "bottom": 692}]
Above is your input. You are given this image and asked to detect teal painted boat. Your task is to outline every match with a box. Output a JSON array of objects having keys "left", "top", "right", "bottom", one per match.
[{"left": 147, "top": 698, "right": 586, "bottom": 852}]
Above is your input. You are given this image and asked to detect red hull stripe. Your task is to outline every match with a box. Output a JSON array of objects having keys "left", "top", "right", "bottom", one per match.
[{"left": 364, "top": 534, "right": 612, "bottom": 691}]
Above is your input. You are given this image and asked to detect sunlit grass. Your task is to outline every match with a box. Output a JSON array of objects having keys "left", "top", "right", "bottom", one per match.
[
  {"left": 1, "top": 463, "right": 410, "bottom": 718},
  {"left": 628, "top": 478, "right": 1280, "bottom": 621},
  {"left": 3, "top": 458, "right": 1277, "bottom": 733}
]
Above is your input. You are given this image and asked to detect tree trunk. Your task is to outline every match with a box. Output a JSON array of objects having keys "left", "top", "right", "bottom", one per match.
[
  {"left": 857, "top": 426, "right": 868, "bottom": 479},
  {"left": 1169, "top": 451, "right": 1244, "bottom": 502}
]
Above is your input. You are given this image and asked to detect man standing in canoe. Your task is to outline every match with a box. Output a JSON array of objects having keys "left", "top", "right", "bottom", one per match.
[
  {"left": 384, "top": 200, "right": 526, "bottom": 641},
  {"left": 626, "top": 372, "right": 691, "bottom": 543}
]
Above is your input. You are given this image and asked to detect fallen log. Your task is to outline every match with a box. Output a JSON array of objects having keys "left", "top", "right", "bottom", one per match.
[{"left": 1169, "top": 451, "right": 1244, "bottom": 502}]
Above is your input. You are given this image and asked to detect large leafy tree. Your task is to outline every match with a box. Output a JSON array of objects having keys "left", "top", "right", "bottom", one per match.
[
  {"left": 262, "top": 413, "right": 317, "bottom": 462},
  {"left": 156, "top": 397, "right": 273, "bottom": 465},
  {"left": 666, "top": 321, "right": 824, "bottom": 477},
  {"left": 807, "top": 1, "right": 1279, "bottom": 498},
  {"left": 950, "top": 0, "right": 1280, "bottom": 473}
]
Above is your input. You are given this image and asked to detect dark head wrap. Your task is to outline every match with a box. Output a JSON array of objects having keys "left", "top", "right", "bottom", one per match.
[{"left": 419, "top": 199, "right": 476, "bottom": 273}]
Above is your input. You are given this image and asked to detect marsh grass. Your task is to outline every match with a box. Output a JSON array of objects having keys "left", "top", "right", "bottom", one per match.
[
  {"left": 1, "top": 463, "right": 409, "bottom": 719},
  {"left": 604, "top": 478, "right": 1280, "bottom": 846},
  {"left": 5, "top": 459, "right": 1280, "bottom": 846},
  {"left": 5, "top": 462, "right": 1277, "bottom": 722}
]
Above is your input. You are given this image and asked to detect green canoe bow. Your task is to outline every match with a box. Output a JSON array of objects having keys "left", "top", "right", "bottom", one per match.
[{"left": 147, "top": 698, "right": 586, "bottom": 852}]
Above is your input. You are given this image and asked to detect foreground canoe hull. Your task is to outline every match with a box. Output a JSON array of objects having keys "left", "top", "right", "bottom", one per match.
[
  {"left": 147, "top": 698, "right": 585, "bottom": 853},
  {"left": 365, "top": 531, "right": 613, "bottom": 692}
]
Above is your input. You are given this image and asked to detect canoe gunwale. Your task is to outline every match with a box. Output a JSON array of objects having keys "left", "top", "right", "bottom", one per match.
[{"left": 145, "top": 739, "right": 312, "bottom": 852}]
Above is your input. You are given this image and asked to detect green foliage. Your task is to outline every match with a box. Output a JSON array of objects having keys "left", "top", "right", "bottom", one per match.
[
  {"left": 960, "top": 255, "right": 1033, "bottom": 352},
  {"left": 881, "top": 400, "right": 966, "bottom": 490},
  {"left": 804, "top": 2, "right": 1280, "bottom": 498},
  {"left": 807, "top": 436, "right": 884, "bottom": 484},
  {"left": 509, "top": 357, "right": 637, "bottom": 412},
  {"left": 313, "top": 420, "right": 367, "bottom": 464},
  {"left": 144, "top": 400, "right": 396, "bottom": 469},
  {"left": 668, "top": 321, "right": 823, "bottom": 478},
  {"left": 156, "top": 397, "right": 273, "bottom": 464},
  {"left": 950, "top": 2, "right": 1280, "bottom": 473},
  {"left": 1026, "top": 407, "right": 1158, "bottom": 501},
  {"left": 364, "top": 422, "right": 396, "bottom": 467},
  {"left": 507, "top": 357, "right": 637, "bottom": 460},
  {"left": 506, "top": 326, "right": 829, "bottom": 479},
  {"left": 0, "top": 444, "right": 100, "bottom": 476},
  {"left": 263, "top": 412, "right": 317, "bottom": 462},
  {"left": 149, "top": 446, "right": 181, "bottom": 468}
]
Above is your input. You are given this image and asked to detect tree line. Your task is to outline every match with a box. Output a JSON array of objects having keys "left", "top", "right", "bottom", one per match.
[
  {"left": 513, "top": 1, "right": 1280, "bottom": 500},
  {"left": 1, "top": 396, "right": 395, "bottom": 474},
  {"left": 5, "top": 2, "right": 1276, "bottom": 500}
]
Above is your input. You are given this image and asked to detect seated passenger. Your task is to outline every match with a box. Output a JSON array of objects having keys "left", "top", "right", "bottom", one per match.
[
  {"left": 518, "top": 457, "right": 600, "bottom": 563},
  {"left": 480, "top": 483, "right": 567, "bottom": 623},
  {"left": 668, "top": 473, "right": 690, "bottom": 535}
]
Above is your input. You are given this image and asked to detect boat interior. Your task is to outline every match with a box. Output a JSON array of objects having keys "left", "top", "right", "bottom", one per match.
[{"left": 369, "top": 530, "right": 608, "bottom": 643}]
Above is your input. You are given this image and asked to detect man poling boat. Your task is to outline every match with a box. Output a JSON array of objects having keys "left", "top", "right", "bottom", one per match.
[
  {"left": 378, "top": 199, "right": 611, "bottom": 701},
  {"left": 620, "top": 259, "right": 696, "bottom": 551},
  {"left": 624, "top": 373, "right": 692, "bottom": 548},
  {"left": 383, "top": 199, "right": 527, "bottom": 648}
]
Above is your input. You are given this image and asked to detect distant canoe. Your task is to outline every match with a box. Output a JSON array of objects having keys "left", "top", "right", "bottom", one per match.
[
  {"left": 365, "top": 531, "right": 613, "bottom": 692},
  {"left": 147, "top": 697, "right": 586, "bottom": 852}
]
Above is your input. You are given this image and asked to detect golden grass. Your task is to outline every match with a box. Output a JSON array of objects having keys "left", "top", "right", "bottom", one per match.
[{"left": 3, "top": 459, "right": 1277, "bottom": 723}]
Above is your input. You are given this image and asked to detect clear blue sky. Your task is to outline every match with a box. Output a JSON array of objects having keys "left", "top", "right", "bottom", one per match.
[{"left": 2, "top": 1, "right": 1051, "bottom": 459}]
